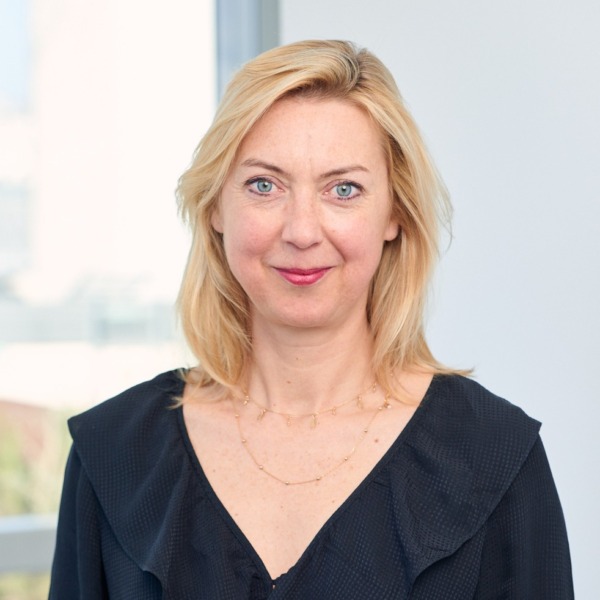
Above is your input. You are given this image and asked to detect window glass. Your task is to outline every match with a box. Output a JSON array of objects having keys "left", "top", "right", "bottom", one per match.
[{"left": 0, "top": 0, "right": 215, "bottom": 593}]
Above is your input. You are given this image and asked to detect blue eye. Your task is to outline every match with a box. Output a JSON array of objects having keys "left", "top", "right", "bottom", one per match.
[
  {"left": 335, "top": 183, "right": 355, "bottom": 198},
  {"left": 251, "top": 179, "right": 273, "bottom": 193}
]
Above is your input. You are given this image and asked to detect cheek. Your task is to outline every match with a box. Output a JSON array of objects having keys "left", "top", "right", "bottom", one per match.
[
  {"left": 347, "top": 220, "right": 392, "bottom": 276},
  {"left": 221, "top": 216, "right": 273, "bottom": 275},
  {"left": 337, "top": 218, "right": 388, "bottom": 257}
]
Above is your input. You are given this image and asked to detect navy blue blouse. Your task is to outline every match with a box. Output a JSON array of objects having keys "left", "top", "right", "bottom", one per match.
[{"left": 49, "top": 371, "right": 573, "bottom": 599}]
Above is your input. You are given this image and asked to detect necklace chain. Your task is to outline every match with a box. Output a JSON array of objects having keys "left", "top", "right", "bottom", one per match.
[
  {"left": 242, "top": 382, "right": 377, "bottom": 428},
  {"left": 232, "top": 394, "right": 391, "bottom": 486}
]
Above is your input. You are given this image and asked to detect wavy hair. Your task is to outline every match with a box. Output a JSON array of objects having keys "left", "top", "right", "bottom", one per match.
[{"left": 177, "top": 40, "right": 457, "bottom": 396}]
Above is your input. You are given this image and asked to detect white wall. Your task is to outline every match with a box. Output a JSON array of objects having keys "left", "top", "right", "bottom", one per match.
[{"left": 282, "top": 0, "right": 599, "bottom": 595}]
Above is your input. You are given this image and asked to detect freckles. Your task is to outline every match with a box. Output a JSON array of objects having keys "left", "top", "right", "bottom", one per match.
[
  {"left": 245, "top": 227, "right": 272, "bottom": 252},
  {"left": 225, "top": 226, "right": 271, "bottom": 263}
]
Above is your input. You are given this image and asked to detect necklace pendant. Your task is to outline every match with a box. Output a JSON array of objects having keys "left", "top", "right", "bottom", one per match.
[{"left": 233, "top": 382, "right": 386, "bottom": 486}]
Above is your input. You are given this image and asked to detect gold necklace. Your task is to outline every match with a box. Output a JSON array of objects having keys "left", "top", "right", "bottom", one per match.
[
  {"left": 232, "top": 394, "right": 391, "bottom": 486},
  {"left": 242, "top": 382, "right": 377, "bottom": 428}
]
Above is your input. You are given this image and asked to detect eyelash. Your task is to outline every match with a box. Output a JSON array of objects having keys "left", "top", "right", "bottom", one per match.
[
  {"left": 330, "top": 180, "right": 363, "bottom": 201},
  {"left": 246, "top": 177, "right": 277, "bottom": 196},
  {"left": 244, "top": 177, "right": 364, "bottom": 200}
]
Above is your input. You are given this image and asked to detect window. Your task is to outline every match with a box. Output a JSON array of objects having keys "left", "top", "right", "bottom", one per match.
[{"left": 0, "top": 0, "right": 216, "bottom": 594}]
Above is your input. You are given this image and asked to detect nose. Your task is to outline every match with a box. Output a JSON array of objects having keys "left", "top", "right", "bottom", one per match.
[{"left": 281, "top": 192, "right": 324, "bottom": 249}]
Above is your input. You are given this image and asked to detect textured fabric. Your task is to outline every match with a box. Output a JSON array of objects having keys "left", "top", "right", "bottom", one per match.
[{"left": 49, "top": 371, "right": 573, "bottom": 599}]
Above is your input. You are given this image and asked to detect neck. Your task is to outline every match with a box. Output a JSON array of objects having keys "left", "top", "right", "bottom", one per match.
[{"left": 245, "top": 314, "right": 375, "bottom": 415}]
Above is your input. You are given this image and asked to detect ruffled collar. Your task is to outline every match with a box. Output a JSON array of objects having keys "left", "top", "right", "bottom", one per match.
[
  {"left": 68, "top": 371, "right": 540, "bottom": 596},
  {"left": 376, "top": 374, "right": 541, "bottom": 583},
  {"left": 68, "top": 371, "right": 189, "bottom": 588}
]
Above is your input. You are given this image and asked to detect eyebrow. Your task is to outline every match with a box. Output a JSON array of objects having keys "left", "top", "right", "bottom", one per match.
[
  {"left": 240, "top": 159, "right": 370, "bottom": 179},
  {"left": 241, "top": 159, "right": 288, "bottom": 176}
]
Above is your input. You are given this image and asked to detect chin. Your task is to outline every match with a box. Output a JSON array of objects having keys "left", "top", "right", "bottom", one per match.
[
  {"left": 260, "top": 304, "right": 354, "bottom": 332},
  {"left": 275, "top": 314, "right": 332, "bottom": 330}
]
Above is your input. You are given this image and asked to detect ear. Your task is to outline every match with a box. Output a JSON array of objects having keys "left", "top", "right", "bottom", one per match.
[
  {"left": 384, "top": 218, "right": 400, "bottom": 242},
  {"left": 211, "top": 204, "right": 223, "bottom": 233}
]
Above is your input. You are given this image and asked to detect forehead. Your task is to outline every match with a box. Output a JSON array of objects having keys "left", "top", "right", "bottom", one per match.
[{"left": 235, "top": 97, "right": 387, "bottom": 170}]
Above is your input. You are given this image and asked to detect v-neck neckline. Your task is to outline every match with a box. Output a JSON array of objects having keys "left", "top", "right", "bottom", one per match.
[{"left": 177, "top": 374, "right": 442, "bottom": 586}]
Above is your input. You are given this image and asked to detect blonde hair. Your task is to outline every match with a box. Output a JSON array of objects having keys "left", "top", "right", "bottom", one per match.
[{"left": 177, "top": 39, "right": 457, "bottom": 397}]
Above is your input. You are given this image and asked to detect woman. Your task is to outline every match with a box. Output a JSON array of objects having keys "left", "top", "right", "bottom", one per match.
[{"left": 50, "top": 40, "right": 573, "bottom": 598}]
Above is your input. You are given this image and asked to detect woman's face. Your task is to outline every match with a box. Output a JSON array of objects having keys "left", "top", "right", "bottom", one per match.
[{"left": 213, "top": 97, "right": 399, "bottom": 332}]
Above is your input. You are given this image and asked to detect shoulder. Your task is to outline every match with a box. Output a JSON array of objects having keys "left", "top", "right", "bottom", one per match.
[
  {"left": 66, "top": 370, "right": 189, "bottom": 509},
  {"left": 418, "top": 374, "right": 541, "bottom": 452},
  {"left": 388, "top": 375, "right": 547, "bottom": 580},
  {"left": 58, "top": 370, "right": 196, "bottom": 589},
  {"left": 68, "top": 369, "right": 186, "bottom": 449},
  {"left": 401, "top": 376, "right": 573, "bottom": 596},
  {"left": 401, "top": 375, "right": 543, "bottom": 535}
]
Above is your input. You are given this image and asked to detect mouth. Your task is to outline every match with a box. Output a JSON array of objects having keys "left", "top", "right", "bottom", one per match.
[{"left": 274, "top": 267, "right": 332, "bottom": 286}]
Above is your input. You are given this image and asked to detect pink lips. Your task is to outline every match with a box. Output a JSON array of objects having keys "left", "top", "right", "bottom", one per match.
[{"left": 275, "top": 267, "right": 331, "bottom": 286}]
